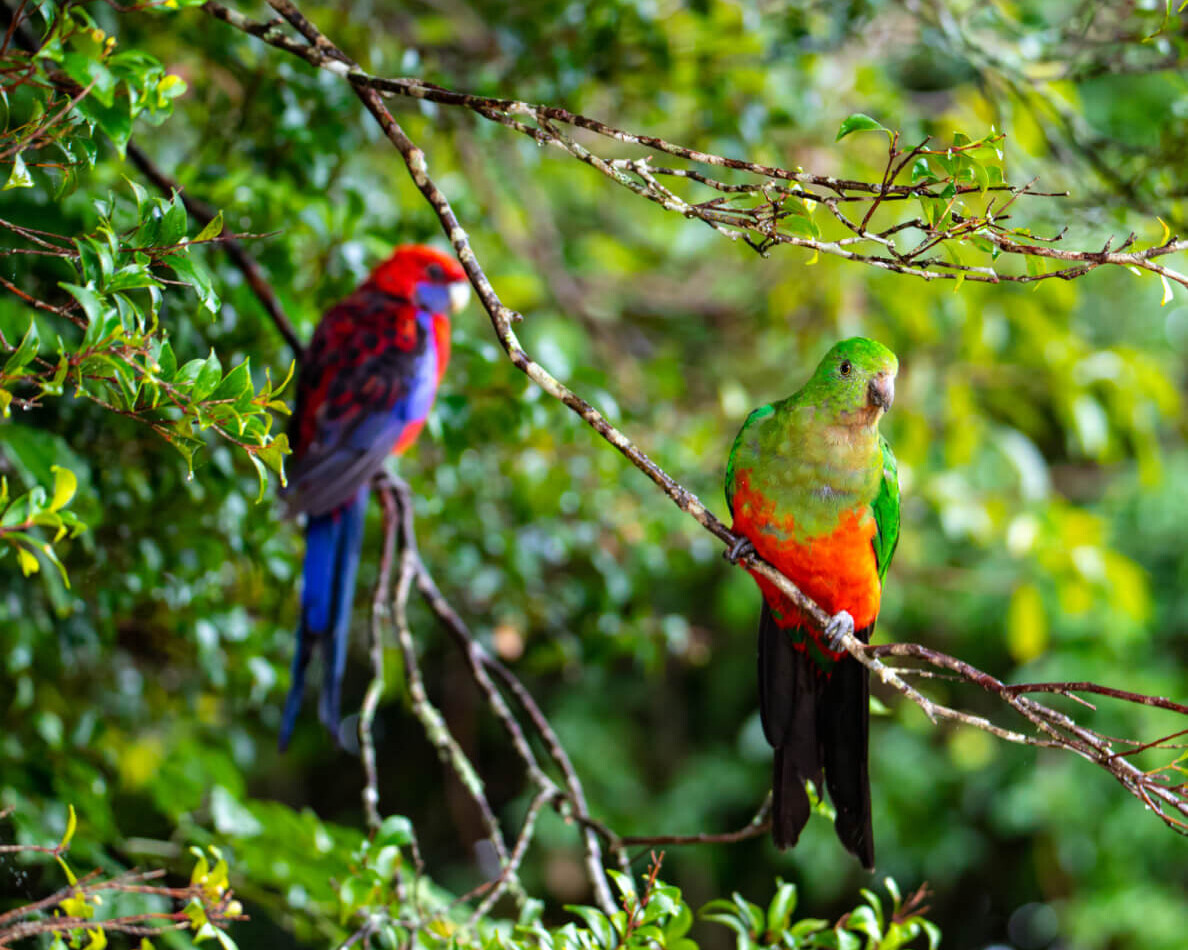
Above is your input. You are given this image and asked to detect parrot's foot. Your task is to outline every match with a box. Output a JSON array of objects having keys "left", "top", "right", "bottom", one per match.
[
  {"left": 725, "top": 536, "right": 756, "bottom": 564},
  {"left": 824, "top": 610, "right": 855, "bottom": 652}
]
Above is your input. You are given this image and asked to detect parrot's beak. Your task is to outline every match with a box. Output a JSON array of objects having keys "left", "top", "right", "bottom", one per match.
[
  {"left": 448, "top": 280, "right": 471, "bottom": 314},
  {"left": 867, "top": 373, "right": 895, "bottom": 412}
]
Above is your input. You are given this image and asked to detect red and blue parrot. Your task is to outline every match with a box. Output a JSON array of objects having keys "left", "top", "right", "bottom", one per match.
[{"left": 279, "top": 245, "right": 470, "bottom": 749}]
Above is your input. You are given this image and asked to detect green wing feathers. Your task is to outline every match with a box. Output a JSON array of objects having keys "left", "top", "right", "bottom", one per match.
[
  {"left": 871, "top": 436, "right": 900, "bottom": 582},
  {"left": 724, "top": 404, "right": 774, "bottom": 517}
]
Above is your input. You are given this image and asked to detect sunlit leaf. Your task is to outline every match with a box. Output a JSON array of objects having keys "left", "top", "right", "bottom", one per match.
[
  {"left": 4, "top": 152, "right": 34, "bottom": 190},
  {"left": 835, "top": 113, "right": 889, "bottom": 141}
]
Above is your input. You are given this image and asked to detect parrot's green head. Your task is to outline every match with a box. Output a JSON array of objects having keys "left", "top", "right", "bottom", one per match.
[{"left": 802, "top": 337, "right": 898, "bottom": 428}]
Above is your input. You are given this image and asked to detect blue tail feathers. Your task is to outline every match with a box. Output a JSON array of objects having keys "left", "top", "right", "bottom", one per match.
[{"left": 279, "top": 486, "right": 369, "bottom": 750}]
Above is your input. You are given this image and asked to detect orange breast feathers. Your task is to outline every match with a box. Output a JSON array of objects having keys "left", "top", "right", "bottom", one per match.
[{"left": 730, "top": 472, "right": 882, "bottom": 635}]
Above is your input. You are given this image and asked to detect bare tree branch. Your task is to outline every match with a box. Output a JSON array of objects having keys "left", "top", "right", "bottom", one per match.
[
  {"left": 0, "top": 820, "right": 243, "bottom": 949},
  {"left": 126, "top": 143, "right": 305, "bottom": 357},
  {"left": 201, "top": 0, "right": 1188, "bottom": 293},
  {"left": 380, "top": 474, "right": 620, "bottom": 914}
]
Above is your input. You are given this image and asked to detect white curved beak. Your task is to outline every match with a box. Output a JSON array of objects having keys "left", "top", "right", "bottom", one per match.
[{"left": 448, "top": 281, "right": 472, "bottom": 314}]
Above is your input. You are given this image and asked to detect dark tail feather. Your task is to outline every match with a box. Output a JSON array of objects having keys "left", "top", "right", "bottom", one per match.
[
  {"left": 279, "top": 486, "right": 368, "bottom": 750},
  {"left": 772, "top": 745, "right": 812, "bottom": 850},
  {"left": 758, "top": 602, "right": 874, "bottom": 866},
  {"left": 820, "top": 634, "right": 874, "bottom": 870},
  {"left": 759, "top": 602, "right": 823, "bottom": 851}
]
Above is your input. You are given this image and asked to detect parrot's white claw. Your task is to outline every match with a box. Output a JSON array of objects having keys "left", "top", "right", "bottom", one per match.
[{"left": 824, "top": 610, "right": 855, "bottom": 652}]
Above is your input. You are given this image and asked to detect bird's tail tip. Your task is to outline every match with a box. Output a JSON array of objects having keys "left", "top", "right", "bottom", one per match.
[{"left": 771, "top": 745, "right": 812, "bottom": 851}]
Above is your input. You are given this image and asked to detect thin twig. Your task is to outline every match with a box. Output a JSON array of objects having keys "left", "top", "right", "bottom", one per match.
[{"left": 125, "top": 142, "right": 304, "bottom": 357}]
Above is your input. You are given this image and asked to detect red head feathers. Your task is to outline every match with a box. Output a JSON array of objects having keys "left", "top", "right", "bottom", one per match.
[{"left": 369, "top": 244, "right": 468, "bottom": 298}]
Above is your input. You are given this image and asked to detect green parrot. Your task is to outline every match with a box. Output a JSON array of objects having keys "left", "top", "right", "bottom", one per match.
[{"left": 724, "top": 337, "right": 899, "bottom": 869}]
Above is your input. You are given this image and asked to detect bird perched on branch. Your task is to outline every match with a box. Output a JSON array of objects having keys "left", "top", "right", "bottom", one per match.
[
  {"left": 724, "top": 337, "right": 899, "bottom": 868},
  {"left": 279, "top": 245, "right": 470, "bottom": 750}
]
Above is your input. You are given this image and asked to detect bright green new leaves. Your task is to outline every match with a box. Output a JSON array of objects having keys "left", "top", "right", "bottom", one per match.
[
  {"left": 0, "top": 466, "right": 85, "bottom": 586},
  {"left": 4, "top": 151, "right": 34, "bottom": 190},
  {"left": 0, "top": 320, "right": 42, "bottom": 417},
  {"left": 550, "top": 869, "right": 697, "bottom": 950},
  {"left": 130, "top": 342, "right": 292, "bottom": 493},
  {"left": 1, "top": 806, "right": 242, "bottom": 950},
  {"left": 835, "top": 113, "right": 891, "bottom": 141},
  {"left": 0, "top": 184, "right": 290, "bottom": 525},
  {"left": 188, "top": 846, "right": 243, "bottom": 950},
  {"left": 702, "top": 879, "right": 939, "bottom": 950},
  {"left": 28, "top": 5, "right": 188, "bottom": 158},
  {"left": 1, "top": 3, "right": 187, "bottom": 207}
]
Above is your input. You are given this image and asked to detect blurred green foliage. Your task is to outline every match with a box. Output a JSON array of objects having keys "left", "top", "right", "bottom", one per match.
[{"left": 2, "top": 1, "right": 1188, "bottom": 948}]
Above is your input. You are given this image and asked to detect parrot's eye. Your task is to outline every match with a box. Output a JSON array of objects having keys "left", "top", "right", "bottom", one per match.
[
  {"left": 426, "top": 263, "right": 446, "bottom": 282},
  {"left": 839, "top": 359, "right": 853, "bottom": 377}
]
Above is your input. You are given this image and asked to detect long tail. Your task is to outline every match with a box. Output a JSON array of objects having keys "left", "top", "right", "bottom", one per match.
[
  {"left": 758, "top": 602, "right": 874, "bottom": 868},
  {"left": 819, "top": 638, "right": 874, "bottom": 868},
  {"left": 279, "top": 486, "right": 369, "bottom": 750}
]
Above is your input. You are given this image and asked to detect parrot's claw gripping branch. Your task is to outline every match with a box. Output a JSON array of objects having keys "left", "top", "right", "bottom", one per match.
[
  {"left": 724, "top": 536, "right": 755, "bottom": 565},
  {"left": 824, "top": 610, "right": 856, "bottom": 654}
]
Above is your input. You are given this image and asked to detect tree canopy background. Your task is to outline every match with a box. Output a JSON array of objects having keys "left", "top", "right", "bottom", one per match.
[{"left": 2, "top": 1, "right": 1188, "bottom": 948}]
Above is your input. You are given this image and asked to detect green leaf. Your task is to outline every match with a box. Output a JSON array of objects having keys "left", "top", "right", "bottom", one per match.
[
  {"left": 166, "top": 253, "right": 221, "bottom": 313},
  {"left": 831, "top": 926, "right": 860, "bottom": 950},
  {"left": 156, "top": 339, "right": 178, "bottom": 378},
  {"left": 607, "top": 869, "right": 637, "bottom": 901},
  {"left": 4, "top": 321, "right": 40, "bottom": 374},
  {"left": 1025, "top": 255, "right": 1049, "bottom": 278},
  {"left": 15, "top": 544, "right": 40, "bottom": 576},
  {"left": 835, "top": 113, "right": 889, "bottom": 141},
  {"left": 48, "top": 466, "right": 77, "bottom": 513},
  {"left": 160, "top": 192, "right": 188, "bottom": 246},
  {"left": 255, "top": 433, "right": 289, "bottom": 479},
  {"left": 210, "top": 361, "right": 252, "bottom": 403},
  {"left": 732, "top": 893, "right": 764, "bottom": 934},
  {"left": 4, "top": 152, "right": 34, "bottom": 190},
  {"left": 126, "top": 177, "right": 150, "bottom": 210},
  {"left": 846, "top": 904, "right": 881, "bottom": 941},
  {"left": 212, "top": 928, "right": 239, "bottom": 950},
  {"left": 193, "top": 211, "right": 224, "bottom": 244},
  {"left": 766, "top": 880, "right": 797, "bottom": 934},
  {"left": 191, "top": 350, "right": 224, "bottom": 401},
  {"left": 59, "top": 804, "right": 78, "bottom": 850},
  {"left": 788, "top": 918, "right": 830, "bottom": 938},
  {"left": 61, "top": 282, "right": 105, "bottom": 326},
  {"left": 859, "top": 888, "right": 883, "bottom": 928},
  {"left": 565, "top": 906, "right": 615, "bottom": 950},
  {"left": 376, "top": 815, "right": 413, "bottom": 847},
  {"left": 971, "top": 161, "right": 990, "bottom": 194},
  {"left": 910, "top": 159, "right": 936, "bottom": 183},
  {"left": 338, "top": 876, "right": 364, "bottom": 926},
  {"left": 156, "top": 73, "right": 188, "bottom": 107},
  {"left": 784, "top": 215, "right": 821, "bottom": 240},
  {"left": 67, "top": 51, "right": 117, "bottom": 104},
  {"left": 77, "top": 91, "right": 134, "bottom": 155},
  {"left": 661, "top": 901, "right": 692, "bottom": 940}
]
